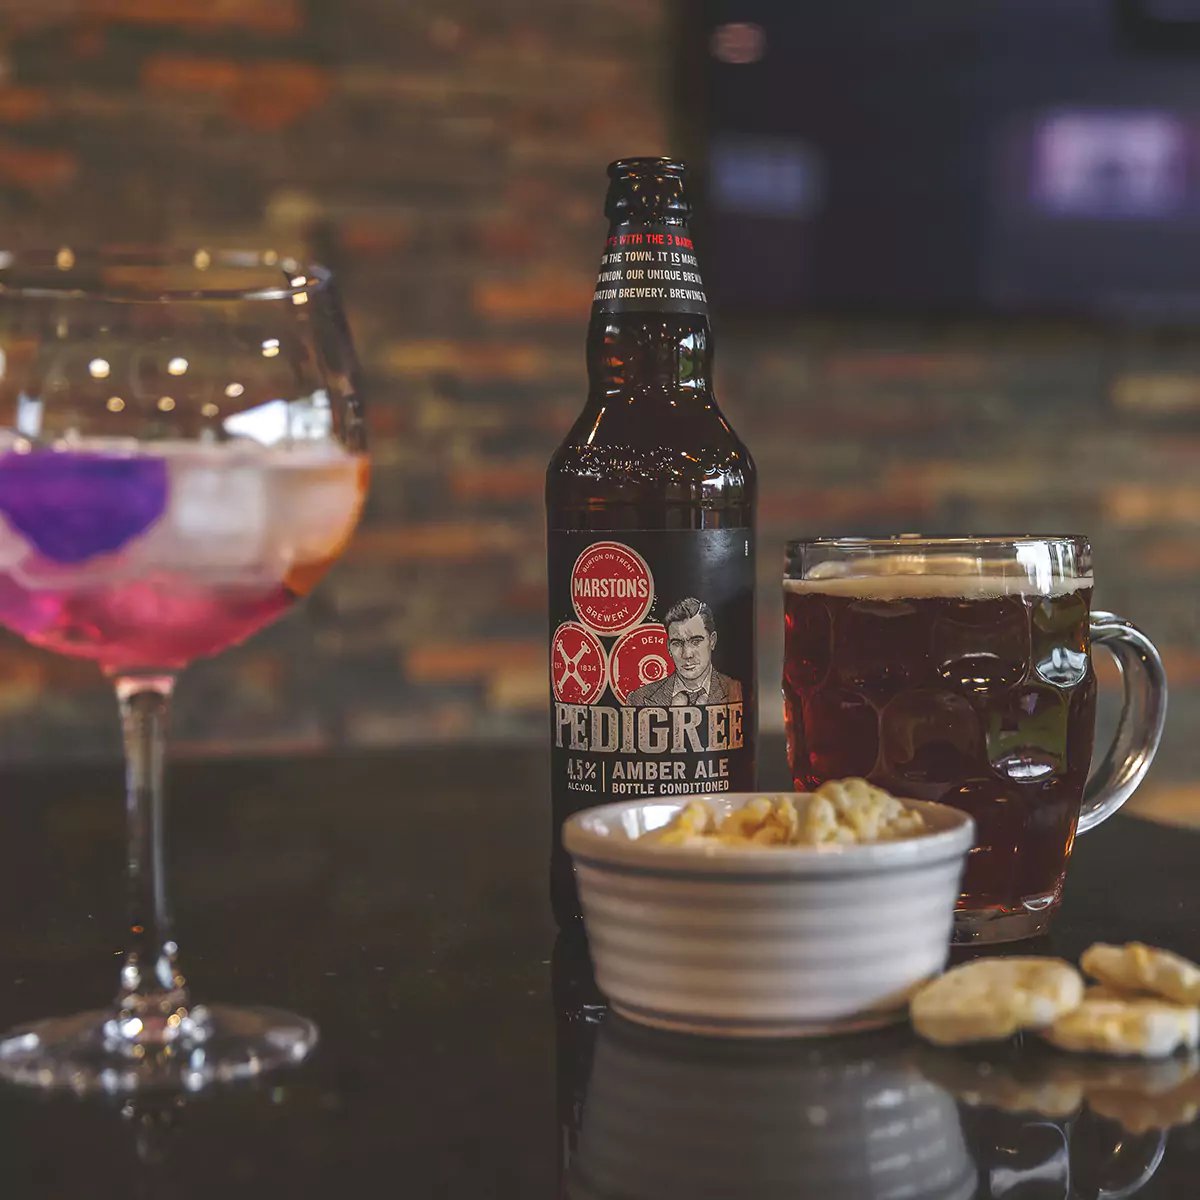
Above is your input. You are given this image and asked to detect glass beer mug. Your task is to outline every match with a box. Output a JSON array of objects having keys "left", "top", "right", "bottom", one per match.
[{"left": 782, "top": 536, "right": 1167, "bottom": 943}]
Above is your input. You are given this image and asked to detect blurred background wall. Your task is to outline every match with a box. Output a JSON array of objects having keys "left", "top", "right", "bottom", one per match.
[{"left": 0, "top": 0, "right": 1195, "bottom": 819}]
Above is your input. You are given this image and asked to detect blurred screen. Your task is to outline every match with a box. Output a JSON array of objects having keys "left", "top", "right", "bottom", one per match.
[{"left": 697, "top": 0, "right": 1200, "bottom": 316}]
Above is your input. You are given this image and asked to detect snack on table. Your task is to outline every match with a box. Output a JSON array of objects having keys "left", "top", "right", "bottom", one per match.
[
  {"left": 715, "top": 795, "right": 802, "bottom": 845},
  {"left": 648, "top": 779, "right": 926, "bottom": 848},
  {"left": 651, "top": 800, "right": 721, "bottom": 846},
  {"left": 1042, "top": 994, "right": 1200, "bottom": 1058},
  {"left": 1082, "top": 942, "right": 1200, "bottom": 1006},
  {"left": 910, "top": 958, "right": 1084, "bottom": 1046},
  {"left": 803, "top": 778, "right": 927, "bottom": 844},
  {"left": 1084, "top": 984, "right": 1139, "bottom": 1002}
]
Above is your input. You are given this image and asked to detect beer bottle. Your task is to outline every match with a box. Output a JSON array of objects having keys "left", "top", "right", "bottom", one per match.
[{"left": 546, "top": 157, "right": 757, "bottom": 925}]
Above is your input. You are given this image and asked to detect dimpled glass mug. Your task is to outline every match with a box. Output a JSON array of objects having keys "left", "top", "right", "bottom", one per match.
[{"left": 782, "top": 536, "right": 1167, "bottom": 943}]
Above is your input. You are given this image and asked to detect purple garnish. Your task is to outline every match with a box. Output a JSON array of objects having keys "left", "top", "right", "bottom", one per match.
[{"left": 0, "top": 449, "right": 168, "bottom": 563}]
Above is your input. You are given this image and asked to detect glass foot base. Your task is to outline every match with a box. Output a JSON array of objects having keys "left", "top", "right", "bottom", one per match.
[
  {"left": 0, "top": 1003, "right": 317, "bottom": 1094},
  {"left": 953, "top": 899, "right": 1056, "bottom": 945}
]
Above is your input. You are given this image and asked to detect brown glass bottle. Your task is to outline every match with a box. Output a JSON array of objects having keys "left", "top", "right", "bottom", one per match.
[{"left": 546, "top": 157, "right": 757, "bottom": 926}]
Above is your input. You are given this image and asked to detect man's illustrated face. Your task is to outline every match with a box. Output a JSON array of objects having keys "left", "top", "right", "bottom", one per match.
[{"left": 667, "top": 613, "right": 716, "bottom": 682}]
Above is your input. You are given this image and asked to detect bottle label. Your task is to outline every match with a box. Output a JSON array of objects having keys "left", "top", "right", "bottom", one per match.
[
  {"left": 548, "top": 530, "right": 755, "bottom": 815},
  {"left": 591, "top": 222, "right": 710, "bottom": 316}
]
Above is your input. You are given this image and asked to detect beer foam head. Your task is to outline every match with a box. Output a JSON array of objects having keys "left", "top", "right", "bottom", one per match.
[{"left": 784, "top": 556, "right": 1092, "bottom": 600}]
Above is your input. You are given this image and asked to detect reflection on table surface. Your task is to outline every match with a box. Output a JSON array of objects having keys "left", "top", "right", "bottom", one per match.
[
  {"left": 554, "top": 935, "right": 1199, "bottom": 1200},
  {"left": 1, "top": 754, "right": 1198, "bottom": 1196}
]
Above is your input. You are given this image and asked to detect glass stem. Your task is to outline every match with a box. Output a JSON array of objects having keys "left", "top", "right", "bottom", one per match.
[{"left": 114, "top": 675, "right": 189, "bottom": 1028}]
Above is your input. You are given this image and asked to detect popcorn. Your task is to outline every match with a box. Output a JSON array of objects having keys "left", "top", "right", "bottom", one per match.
[
  {"left": 806, "top": 778, "right": 927, "bottom": 844},
  {"left": 652, "top": 801, "right": 715, "bottom": 845},
  {"left": 646, "top": 779, "right": 926, "bottom": 848},
  {"left": 716, "top": 795, "right": 800, "bottom": 845}
]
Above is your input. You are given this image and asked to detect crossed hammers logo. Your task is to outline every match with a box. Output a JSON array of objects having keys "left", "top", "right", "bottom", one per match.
[{"left": 556, "top": 638, "right": 591, "bottom": 694}]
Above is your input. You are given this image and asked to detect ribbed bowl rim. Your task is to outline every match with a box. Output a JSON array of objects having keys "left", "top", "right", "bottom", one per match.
[{"left": 564, "top": 793, "right": 975, "bottom": 878}]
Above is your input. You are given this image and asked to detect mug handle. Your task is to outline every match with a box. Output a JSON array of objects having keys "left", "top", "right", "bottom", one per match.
[{"left": 1076, "top": 611, "right": 1168, "bottom": 835}]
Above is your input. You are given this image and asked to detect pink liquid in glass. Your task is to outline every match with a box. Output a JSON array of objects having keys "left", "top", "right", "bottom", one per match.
[
  {"left": 0, "top": 440, "right": 367, "bottom": 673},
  {"left": 0, "top": 573, "right": 295, "bottom": 671}
]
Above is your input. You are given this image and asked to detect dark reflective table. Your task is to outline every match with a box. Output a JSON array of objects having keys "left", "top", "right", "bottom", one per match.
[{"left": 0, "top": 741, "right": 1198, "bottom": 1198}]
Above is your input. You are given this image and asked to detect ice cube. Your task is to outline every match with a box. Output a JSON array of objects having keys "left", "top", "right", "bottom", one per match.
[
  {"left": 136, "top": 451, "right": 271, "bottom": 581},
  {"left": 268, "top": 453, "right": 365, "bottom": 571}
]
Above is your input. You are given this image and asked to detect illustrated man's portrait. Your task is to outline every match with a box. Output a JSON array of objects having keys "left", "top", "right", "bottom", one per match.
[{"left": 628, "top": 597, "right": 743, "bottom": 707}]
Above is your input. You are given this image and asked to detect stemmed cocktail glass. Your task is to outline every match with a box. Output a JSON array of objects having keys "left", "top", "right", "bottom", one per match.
[{"left": 0, "top": 248, "right": 367, "bottom": 1091}]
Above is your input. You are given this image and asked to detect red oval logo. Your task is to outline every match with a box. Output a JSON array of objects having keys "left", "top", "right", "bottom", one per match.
[
  {"left": 609, "top": 623, "right": 673, "bottom": 705},
  {"left": 550, "top": 621, "right": 607, "bottom": 705},
  {"left": 570, "top": 541, "right": 654, "bottom": 636}
]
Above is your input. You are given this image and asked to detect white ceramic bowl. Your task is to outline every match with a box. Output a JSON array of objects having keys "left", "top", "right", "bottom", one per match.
[{"left": 563, "top": 793, "right": 974, "bottom": 1037}]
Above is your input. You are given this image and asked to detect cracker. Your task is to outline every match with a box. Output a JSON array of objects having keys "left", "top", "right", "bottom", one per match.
[
  {"left": 1084, "top": 984, "right": 1141, "bottom": 1002},
  {"left": 1081, "top": 942, "right": 1200, "bottom": 1006},
  {"left": 911, "top": 958, "right": 1084, "bottom": 1046},
  {"left": 1043, "top": 995, "right": 1200, "bottom": 1058}
]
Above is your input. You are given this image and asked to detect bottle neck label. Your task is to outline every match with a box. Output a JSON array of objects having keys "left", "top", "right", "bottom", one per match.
[{"left": 591, "top": 222, "right": 709, "bottom": 317}]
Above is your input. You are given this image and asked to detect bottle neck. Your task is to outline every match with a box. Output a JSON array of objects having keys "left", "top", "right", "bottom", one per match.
[
  {"left": 586, "top": 217, "right": 713, "bottom": 399},
  {"left": 586, "top": 313, "right": 713, "bottom": 397}
]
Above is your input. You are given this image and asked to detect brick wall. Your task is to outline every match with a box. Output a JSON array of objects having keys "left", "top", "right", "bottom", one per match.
[{"left": 0, "top": 1, "right": 1196, "bottom": 815}]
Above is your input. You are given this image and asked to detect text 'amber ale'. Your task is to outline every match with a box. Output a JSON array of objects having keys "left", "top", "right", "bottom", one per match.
[
  {"left": 546, "top": 157, "right": 757, "bottom": 925},
  {"left": 783, "top": 573, "right": 1097, "bottom": 913}
]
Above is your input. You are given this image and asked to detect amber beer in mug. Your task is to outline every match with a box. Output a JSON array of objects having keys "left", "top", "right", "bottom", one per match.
[{"left": 783, "top": 537, "right": 1166, "bottom": 942}]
